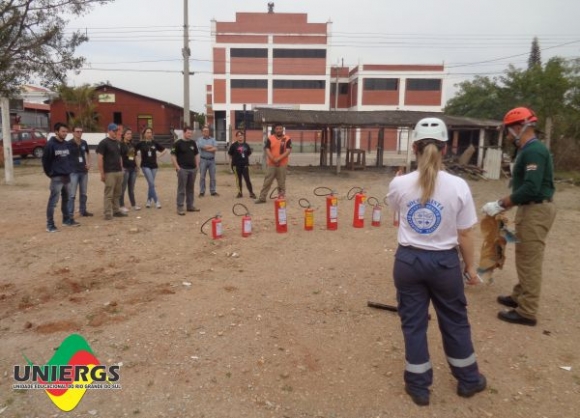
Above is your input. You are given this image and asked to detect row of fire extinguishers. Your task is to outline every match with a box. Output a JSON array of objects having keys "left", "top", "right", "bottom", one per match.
[{"left": 201, "top": 187, "right": 400, "bottom": 240}]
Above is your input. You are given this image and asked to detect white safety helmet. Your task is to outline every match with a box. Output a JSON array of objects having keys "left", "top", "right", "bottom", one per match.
[{"left": 412, "top": 118, "right": 448, "bottom": 142}]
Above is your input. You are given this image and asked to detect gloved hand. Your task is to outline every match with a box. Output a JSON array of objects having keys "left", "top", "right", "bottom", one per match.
[{"left": 481, "top": 200, "right": 503, "bottom": 217}]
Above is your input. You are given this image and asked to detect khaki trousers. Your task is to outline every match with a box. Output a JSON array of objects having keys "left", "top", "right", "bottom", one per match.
[
  {"left": 104, "top": 171, "right": 123, "bottom": 217},
  {"left": 512, "top": 202, "right": 556, "bottom": 318},
  {"left": 258, "top": 166, "right": 287, "bottom": 201}
]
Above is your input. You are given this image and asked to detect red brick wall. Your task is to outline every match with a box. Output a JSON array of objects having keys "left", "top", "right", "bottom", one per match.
[
  {"left": 329, "top": 93, "right": 349, "bottom": 109},
  {"left": 362, "top": 64, "right": 444, "bottom": 72},
  {"left": 231, "top": 57, "right": 268, "bottom": 75},
  {"left": 273, "top": 58, "right": 326, "bottom": 75},
  {"left": 349, "top": 82, "right": 358, "bottom": 106},
  {"left": 362, "top": 90, "right": 399, "bottom": 106},
  {"left": 216, "top": 35, "right": 268, "bottom": 44},
  {"left": 214, "top": 80, "right": 226, "bottom": 104},
  {"left": 230, "top": 89, "right": 268, "bottom": 104},
  {"left": 216, "top": 13, "right": 326, "bottom": 35},
  {"left": 50, "top": 86, "right": 183, "bottom": 135},
  {"left": 352, "top": 128, "right": 399, "bottom": 151},
  {"left": 273, "top": 89, "right": 325, "bottom": 104},
  {"left": 213, "top": 48, "right": 226, "bottom": 74},
  {"left": 404, "top": 90, "right": 441, "bottom": 106},
  {"left": 273, "top": 36, "right": 327, "bottom": 44}
]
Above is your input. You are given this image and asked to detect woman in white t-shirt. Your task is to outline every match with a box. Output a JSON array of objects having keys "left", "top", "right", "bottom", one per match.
[{"left": 386, "top": 118, "right": 486, "bottom": 406}]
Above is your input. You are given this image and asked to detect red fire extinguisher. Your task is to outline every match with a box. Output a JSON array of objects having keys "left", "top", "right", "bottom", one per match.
[
  {"left": 273, "top": 194, "right": 288, "bottom": 233},
  {"left": 299, "top": 198, "right": 314, "bottom": 231},
  {"left": 201, "top": 214, "right": 223, "bottom": 239},
  {"left": 348, "top": 187, "right": 366, "bottom": 228},
  {"left": 368, "top": 197, "right": 384, "bottom": 227},
  {"left": 314, "top": 187, "right": 338, "bottom": 230},
  {"left": 233, "top": 203, "right": 252, "bottom": 237}
]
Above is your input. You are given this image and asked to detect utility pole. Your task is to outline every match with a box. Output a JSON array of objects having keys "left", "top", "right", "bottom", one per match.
[
  {"left": 182, "top": 0, "right": 191, "bottom": 128},
  {"left": 1, "top": 97, "right": 14, "bottom": 184}
]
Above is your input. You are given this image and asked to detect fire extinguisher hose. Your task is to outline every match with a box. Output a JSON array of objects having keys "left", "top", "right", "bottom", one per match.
[
  {"left": 200, "top": 214, "right": 219, "bottom": 235},
  {"left": 367, "top": 196, "right": 388, "bottom": 207},
  {"left": 313, "top": 186, "right": 334, "bottom": 197},
  {"left": 298, "top": 198, "right": 312, "bottom": 208},
  {"left": 232, "top": 203, "right": 250, "bottom": 217},
  {"left": 269, "top": 188, "right": 283, "bottom": 200},
  {"left": 346, "top": 186, "right": 364, "bottom": 200}
]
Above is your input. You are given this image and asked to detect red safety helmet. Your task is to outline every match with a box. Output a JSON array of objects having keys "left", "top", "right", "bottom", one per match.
[{"left": 503, "top": 107, "right": 538, "bottom": 126}]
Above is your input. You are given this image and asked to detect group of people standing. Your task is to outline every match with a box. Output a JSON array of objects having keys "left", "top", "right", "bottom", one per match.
[{"left": 42, "top": 122, "right": 266, "bottom": 226}]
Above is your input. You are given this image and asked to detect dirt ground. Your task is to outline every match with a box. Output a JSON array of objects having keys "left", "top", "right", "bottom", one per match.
[{"left": 1, "top": 160, "right": 579, "bottom": 418}]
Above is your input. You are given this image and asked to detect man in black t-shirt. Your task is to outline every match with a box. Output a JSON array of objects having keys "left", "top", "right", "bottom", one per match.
[
  {"left": 96, "top": 123, "right": 127, "bottom": 220},
  {"left": 171, "top": 126, "right": 200, "bottom": 215}
]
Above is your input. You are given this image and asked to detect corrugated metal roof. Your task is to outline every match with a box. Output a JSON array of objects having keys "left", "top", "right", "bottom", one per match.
[{"left": 253, "top": 108, "right": 501, "bottom": 129}]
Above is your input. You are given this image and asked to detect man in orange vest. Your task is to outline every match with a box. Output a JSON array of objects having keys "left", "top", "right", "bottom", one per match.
[{"left": 255, "top": 123, "right": 292, "bottom": 203}]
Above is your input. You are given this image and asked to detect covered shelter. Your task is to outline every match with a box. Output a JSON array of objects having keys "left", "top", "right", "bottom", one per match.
[{"left": 253, "top": 108, "right": 503, "bottom": 177}]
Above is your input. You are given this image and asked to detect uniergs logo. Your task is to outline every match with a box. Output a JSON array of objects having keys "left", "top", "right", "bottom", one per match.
[{"left": 12, "top": 334, "right": 121, "bottom": 411}]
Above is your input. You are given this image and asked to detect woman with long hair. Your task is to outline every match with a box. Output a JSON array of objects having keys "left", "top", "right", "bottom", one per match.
[
  {"left": 135, "top": 127, "right": 167, "bottom": 208},
  {"left": 119, "top": 128, "right": 140, "bottom": 212},
  {"left": 228, "top": 130, "right": 256, "bottom": 198},
  {"left": 386, "top": 117, "right": 486, "bottom": 406}
]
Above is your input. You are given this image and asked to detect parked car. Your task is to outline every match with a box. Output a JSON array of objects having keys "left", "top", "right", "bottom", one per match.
[{"left": 0, "top": 129, "right": 48, "bottom": 158}]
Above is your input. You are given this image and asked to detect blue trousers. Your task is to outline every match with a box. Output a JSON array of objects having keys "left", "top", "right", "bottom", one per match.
[
  {"left": 121, "top": 168, "right": 138, "bottom": 207},
  {"left": 393, "top": 245, "right": 481, "bottom": 396},
  {"left": 68, "top": 172, "right": 88, "bottom": 216},
  {"left": 141, "top": 167, "right": 158, "bottom": 203},
  {"left": 47, "top": 176, "right": 71, "bottom": 226},
  {"left": 199, "top": 158, "right": 216, "bottom": 194}
]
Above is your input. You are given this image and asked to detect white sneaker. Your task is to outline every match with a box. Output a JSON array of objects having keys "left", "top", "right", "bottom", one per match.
[
  {"left": 133, "top": 205, "right": 141, "bottom": 211},
  {"left": 145, "top": 199, "right": 151, "bottom": 208},
  {"left": 156, "top": 201, "right": 162, "bottom": 209},
  {"left": 120, "top": 206, "right": 129, "bottom": 213}
]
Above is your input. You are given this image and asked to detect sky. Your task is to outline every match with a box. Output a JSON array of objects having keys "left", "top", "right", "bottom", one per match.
[{"left": 63, "top": 0, "right": 580, "bottom": 113}]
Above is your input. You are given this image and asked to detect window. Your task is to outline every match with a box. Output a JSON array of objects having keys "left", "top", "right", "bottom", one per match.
[
  {"left": 234, "top": 110, "right": 259, "bottom": 130},
  {"left": 331, "top": 83, "right": 349, "bottom": 95},
  {"left": 364, "top": 78, "right": 398, "bottom": 91},
  {"left": 230, "top": 48, "right": 268, "bottom": 58},
  {"left": 273, "top": 49, "right": 326, "bottom": 59},
  {"left": 230, "top": 79, "right": 268, "bottom": 89},
  {"left": 113, "top": 112, "right": 123, "bottom": 125},
  {"left": 273, "top": 80, "right": 325, "bottom": 89},
  {"left": 406, "top": 79, "right": 441, "bottom": 91}
]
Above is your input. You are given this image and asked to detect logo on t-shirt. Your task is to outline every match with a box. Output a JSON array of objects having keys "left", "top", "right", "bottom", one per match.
[{"left": 406, "top": 200, "right": 443, "bottom": 234}]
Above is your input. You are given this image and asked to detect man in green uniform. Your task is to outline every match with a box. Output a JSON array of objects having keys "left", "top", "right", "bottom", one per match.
[{"left": 482, "top": 107, "right": 556, "bottom": 326}]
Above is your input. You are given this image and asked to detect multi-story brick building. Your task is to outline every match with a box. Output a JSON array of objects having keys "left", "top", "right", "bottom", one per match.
[
  {"left": 208, "top": 8, "right": 332, "bottom": 142},
  {"left": 207, "top": 6, "right": 446, "bottom": 150}
]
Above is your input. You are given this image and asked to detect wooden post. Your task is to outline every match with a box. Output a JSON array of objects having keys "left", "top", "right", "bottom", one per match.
[{"left": 376, "top": 128, "right": 384, "bottom": 167}]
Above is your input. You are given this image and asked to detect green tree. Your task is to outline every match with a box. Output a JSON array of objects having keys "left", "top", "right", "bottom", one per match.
[
  {"left": 0, "top": 0, "right": 113, "bottom": 98},
  {"left": 444, "top": 76, "right": 508, "bottom": 120},
  {"left": 57, "top": 84, "right": 99, "bottom": 131},
  {"left": 195, "top": 113, "right": 206, "bottom": 128},
  {"left": 445, "top": 56, "right": 580, "bottom": 167},
  {"left": 528, "top": 37, "right": 542, "bottom": 69}
]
